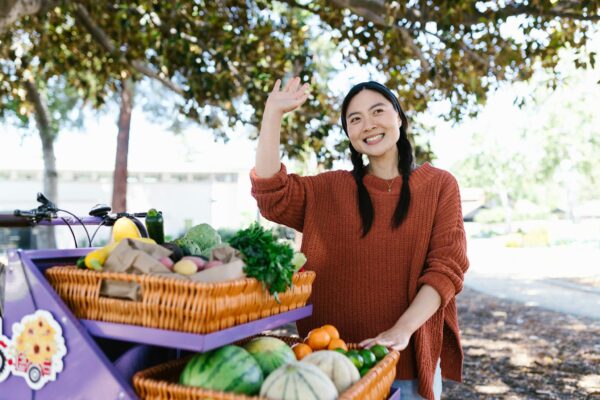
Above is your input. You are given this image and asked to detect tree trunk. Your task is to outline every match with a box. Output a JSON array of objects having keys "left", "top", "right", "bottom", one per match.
[
  {"left": 0, "top": 0, "right": 57, "bottom": 33},
  {"left": 111, "top": 79, "right": 133, "bottom": 213},
  {"left": 24, "top": 79, "right": 57, "bottom": 249}
]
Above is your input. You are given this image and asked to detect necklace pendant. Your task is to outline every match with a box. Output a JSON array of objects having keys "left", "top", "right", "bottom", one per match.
[{"left": 387, "top": 187, "right": 391, "bottom": 192}]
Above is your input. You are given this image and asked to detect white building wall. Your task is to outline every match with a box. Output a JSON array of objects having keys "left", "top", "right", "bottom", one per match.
[{"left": 0, "top": 168, "right": 258, "bottom": 246}]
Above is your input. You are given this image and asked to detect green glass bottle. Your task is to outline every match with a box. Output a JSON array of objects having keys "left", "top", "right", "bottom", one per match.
[{"left": 145, "top": 208, "right": 164, "bottom": 244}]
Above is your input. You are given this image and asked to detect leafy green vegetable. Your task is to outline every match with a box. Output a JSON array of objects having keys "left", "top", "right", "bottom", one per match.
[
  {"left": 175, "top": 223, "right": 221, "bottom": 258},
  {"left": 229, "top": 223, "right": 295, "bottom": 302}
]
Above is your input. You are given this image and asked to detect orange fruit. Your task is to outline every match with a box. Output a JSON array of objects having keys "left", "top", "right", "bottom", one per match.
[
  {"left": 305, "top": 328, "right": 331, "bottom": 350},
  {"left": 327, "top": 338, "right": 348, "bottom": 351},
  {"left": 292, "top": 343, "right": 313, "bottom": 360},
  {"left": 321, "top": 324, "right": 340, "bottom": 340}
]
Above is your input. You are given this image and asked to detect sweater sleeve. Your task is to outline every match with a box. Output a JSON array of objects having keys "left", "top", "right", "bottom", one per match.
[
  {"left": 417, "top": 173, "right": 469, "bottom": 308},
  {"left": 249, "top": 163, "right": 308, "bottom": 232}
]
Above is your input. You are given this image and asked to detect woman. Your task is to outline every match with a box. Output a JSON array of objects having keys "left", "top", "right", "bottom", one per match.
[{"left": 251, "top": 76, "right": 469, "bottom": 400}]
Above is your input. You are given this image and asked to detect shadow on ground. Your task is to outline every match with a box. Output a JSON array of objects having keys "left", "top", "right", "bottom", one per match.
[{"left": 444, "top": 288, "right": 600, "bottom": 399}]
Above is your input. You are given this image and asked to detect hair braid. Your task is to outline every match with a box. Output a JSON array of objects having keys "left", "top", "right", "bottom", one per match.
[{"left": 350, "top": 144, "right": 374, "bottom": 237}]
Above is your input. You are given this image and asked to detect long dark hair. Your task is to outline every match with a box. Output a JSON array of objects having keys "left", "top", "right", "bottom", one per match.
[{"left": 341, "top": 81, "right": 414, "bottom": 237}]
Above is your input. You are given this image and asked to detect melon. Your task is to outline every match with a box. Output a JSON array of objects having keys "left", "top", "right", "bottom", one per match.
[
  {"left": 302, "top": 350, "right": 360, "bottom": 392},
  {"left": 243, "top": 337, "right": 296, "bottom": 376},
  {"left": 179, "top": 345, "right": 263, "bottom": 395},
  {"left": 259, "top": 361, "right": 338, "bottom": 400}
]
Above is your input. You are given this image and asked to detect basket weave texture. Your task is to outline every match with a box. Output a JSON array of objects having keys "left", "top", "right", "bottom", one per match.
[
  {"left": 45, "top": 266, "right": 315, "bottom": 334},
  {"left": 132, "top": 335, "right": 400, "bottom": 400}
]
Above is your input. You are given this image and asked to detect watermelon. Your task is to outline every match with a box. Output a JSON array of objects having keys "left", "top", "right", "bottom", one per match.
[
  {"left": 179, "top": 345, "right": 263, "bottom": 395},
  {"left": 260, "top": 361, "right": 338, "bottom": 400},
  {"left": 243, "top": 337, "right": 296, "bottom": 376}
]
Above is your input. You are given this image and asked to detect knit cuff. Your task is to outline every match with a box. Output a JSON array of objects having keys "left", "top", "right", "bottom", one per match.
[
  {"left": 250, "top": 163, "right": 288, "bottom": 193},
  {"left": 418, "top": 271, "right": 456, "bottom": 308}
]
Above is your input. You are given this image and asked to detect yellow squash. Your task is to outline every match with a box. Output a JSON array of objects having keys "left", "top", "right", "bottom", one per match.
[
  {"left": 84, "top": 237, "right": 157, "bottom": 271},
  {"left": 112, "top": 217, "right": 142, "bottom": 242},
  {"left": 84, "top": 241, "right": 120, "bottom": 270}
]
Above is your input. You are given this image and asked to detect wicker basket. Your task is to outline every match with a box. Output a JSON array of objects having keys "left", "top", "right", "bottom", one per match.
[
  {"left": 133, "top": 336, "right": 400, "bottom": 400},
  {"left": 45, "top": 266, "right": 315, "bottom": 334}
]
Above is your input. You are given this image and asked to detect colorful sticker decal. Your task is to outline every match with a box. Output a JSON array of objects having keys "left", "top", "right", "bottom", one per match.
[
  {"left": 4, "top": 311, "right": 67, "bottom": 390},
  {"left": 0, "top": 320, "right": 10, "bottom": 383}
]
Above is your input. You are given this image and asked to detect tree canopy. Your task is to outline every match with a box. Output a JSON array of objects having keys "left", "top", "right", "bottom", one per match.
[{"left": 1, "top": 0, "right": 598, "bottom": 166}]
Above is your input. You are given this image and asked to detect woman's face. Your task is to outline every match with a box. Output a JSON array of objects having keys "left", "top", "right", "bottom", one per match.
[{"left": 345, "top": 89, "right": 401, "bottom": 158}]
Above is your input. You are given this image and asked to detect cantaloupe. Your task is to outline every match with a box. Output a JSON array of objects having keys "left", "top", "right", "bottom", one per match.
[
  {"left": 302, "top": 350, "right": 360, "bottom": 392},
  {"left": 259, "top": 361, "right": 338, "bottom": 400}
]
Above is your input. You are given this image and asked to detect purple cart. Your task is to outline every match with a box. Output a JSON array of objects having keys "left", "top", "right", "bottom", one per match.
[{"left": 0, "top": 248, "right": 400, "bottom": 399}]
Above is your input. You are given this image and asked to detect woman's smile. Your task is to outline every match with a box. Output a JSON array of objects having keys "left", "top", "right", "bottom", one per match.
[{"left": 364, "top": 133, "right": 385, "bottom": 145}]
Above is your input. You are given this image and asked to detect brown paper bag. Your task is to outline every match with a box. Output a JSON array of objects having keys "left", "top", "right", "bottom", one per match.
[
  {"left": 188, "top": 245, "right": 246, "bottom": 283},
  {"left": 100, "top": 239, "right": 172, "bottom": 300}
]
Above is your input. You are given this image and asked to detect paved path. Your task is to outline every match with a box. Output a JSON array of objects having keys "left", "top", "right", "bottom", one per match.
[{"left": 463, "top": 239, "right": 600, "bottom": 320}]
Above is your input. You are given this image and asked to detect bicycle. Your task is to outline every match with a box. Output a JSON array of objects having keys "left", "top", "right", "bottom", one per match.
[{"left": 0, "top": 192, "right": 150, "bottom": 249}]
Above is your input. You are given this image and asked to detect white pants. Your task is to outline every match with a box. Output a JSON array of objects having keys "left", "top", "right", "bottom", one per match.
[{"left": 396, "top": 359, "right": 442, "bottom": 400}]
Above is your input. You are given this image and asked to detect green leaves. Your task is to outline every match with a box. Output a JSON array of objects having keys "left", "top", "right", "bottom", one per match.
[
  {"left": 1, "top": 0, "right": 597, "bottom": 167},
  {"left": 229, "top": 223, "right": 295, "bottom": 302}
]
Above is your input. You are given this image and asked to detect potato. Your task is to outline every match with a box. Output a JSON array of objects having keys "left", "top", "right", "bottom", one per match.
[{"left": 173, "top": 259, "right": 197, "bottom": 275}]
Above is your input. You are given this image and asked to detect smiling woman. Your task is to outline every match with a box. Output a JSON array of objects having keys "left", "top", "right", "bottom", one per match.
[
  {"left": 345, "top": 95, "right": 401, "bottom": 156},
  {"left": 251, "top": 76, "right": 469, "bottom": 400}
]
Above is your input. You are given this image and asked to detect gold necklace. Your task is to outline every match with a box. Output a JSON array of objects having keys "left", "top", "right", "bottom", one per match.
[{"left": 386, "top": 176, "right": 399, "bottom": 192}]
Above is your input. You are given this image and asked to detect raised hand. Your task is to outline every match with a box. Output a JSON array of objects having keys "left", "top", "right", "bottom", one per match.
[{"left": 265, "top": 76, "right": 310, "bottom": 117}]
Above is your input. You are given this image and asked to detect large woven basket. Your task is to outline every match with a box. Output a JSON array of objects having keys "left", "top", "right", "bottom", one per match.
[
  {"left": 45, "top": 266, "right": 315, "bottom": 334},
  {"left": 132, "top": 335, "right": 400, "bottom": 400}
]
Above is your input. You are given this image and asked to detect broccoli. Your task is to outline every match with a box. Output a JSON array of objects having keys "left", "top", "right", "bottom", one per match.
[{"left": 175, "top": 223, "right": 221, "bottom": 258}]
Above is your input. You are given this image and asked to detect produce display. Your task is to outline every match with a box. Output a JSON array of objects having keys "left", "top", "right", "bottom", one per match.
[
  {"left": 177, "top": 323, "right": 393, "bottom": 399},
  {"left": 75, "top": 217, "right": 307, "bottom": 289},
  {"left": 8, "top": 209, "right": 399, "bottom": 400}
]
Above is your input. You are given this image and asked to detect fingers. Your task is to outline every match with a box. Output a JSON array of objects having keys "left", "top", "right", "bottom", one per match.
[
  {"left": 294, "top": 82, "right": 310, "bottom": 98},
  {"left": 271, "top": 79, "right": 281, "bottom": 93},
  {"left": 289, "top": 77, "right": 301, "bottom": 93},
  {"left": 281, "top": 76, "right": 304, "bottom": 93},
  {"left": 274, "top": 77, "right": 310, "bottom": 96},
  {"left": 360, "top": 335, "right": 402, "bottom": 350},
  {"left": 360, "top": 336, "right": 391, "bottom": 348},
  {"left": 282, "top": 76, "right": 295, "bottom": 92}
]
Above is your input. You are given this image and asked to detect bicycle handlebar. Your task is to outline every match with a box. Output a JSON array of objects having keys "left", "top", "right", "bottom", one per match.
[
  {"left": 0, "top": 214, "right": 35, "bottom": 228},
  {"left": 0, "top": 193, "right": 153, "bottom": 247}
]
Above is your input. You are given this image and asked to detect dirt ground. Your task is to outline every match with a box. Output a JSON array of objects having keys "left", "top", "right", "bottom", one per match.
[{"left": 443, "top": 287, "right": 600, "bottom": 400}]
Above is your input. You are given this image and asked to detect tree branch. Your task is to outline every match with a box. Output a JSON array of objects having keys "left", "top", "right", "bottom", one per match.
[
  {"left": 326, "top": 0, "right": 431, "bottom": 72},
  {"left": 289, "top": 0, "right": 486, "bottom": 73},
  {"left": 472, "top": 3, "right": 600, "bottom": 24},
  {"left": 24, "top": 78, "right": 52, "bottom": 137},
  {"left": 72, "top": 3, "right": 184, "bottom": 96},
  {"left": 0, "top": 0, "right": 58, "bottom": 33}
]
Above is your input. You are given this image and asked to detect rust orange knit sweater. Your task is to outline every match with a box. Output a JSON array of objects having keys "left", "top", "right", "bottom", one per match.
[{"left": 250, "top": 162, "right": 469, "bottom": 400}]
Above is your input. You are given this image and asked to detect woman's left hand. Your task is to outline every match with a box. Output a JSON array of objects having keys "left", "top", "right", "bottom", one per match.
[{"left": 359, "top": 325, "right": 412, "bottom": 351}]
